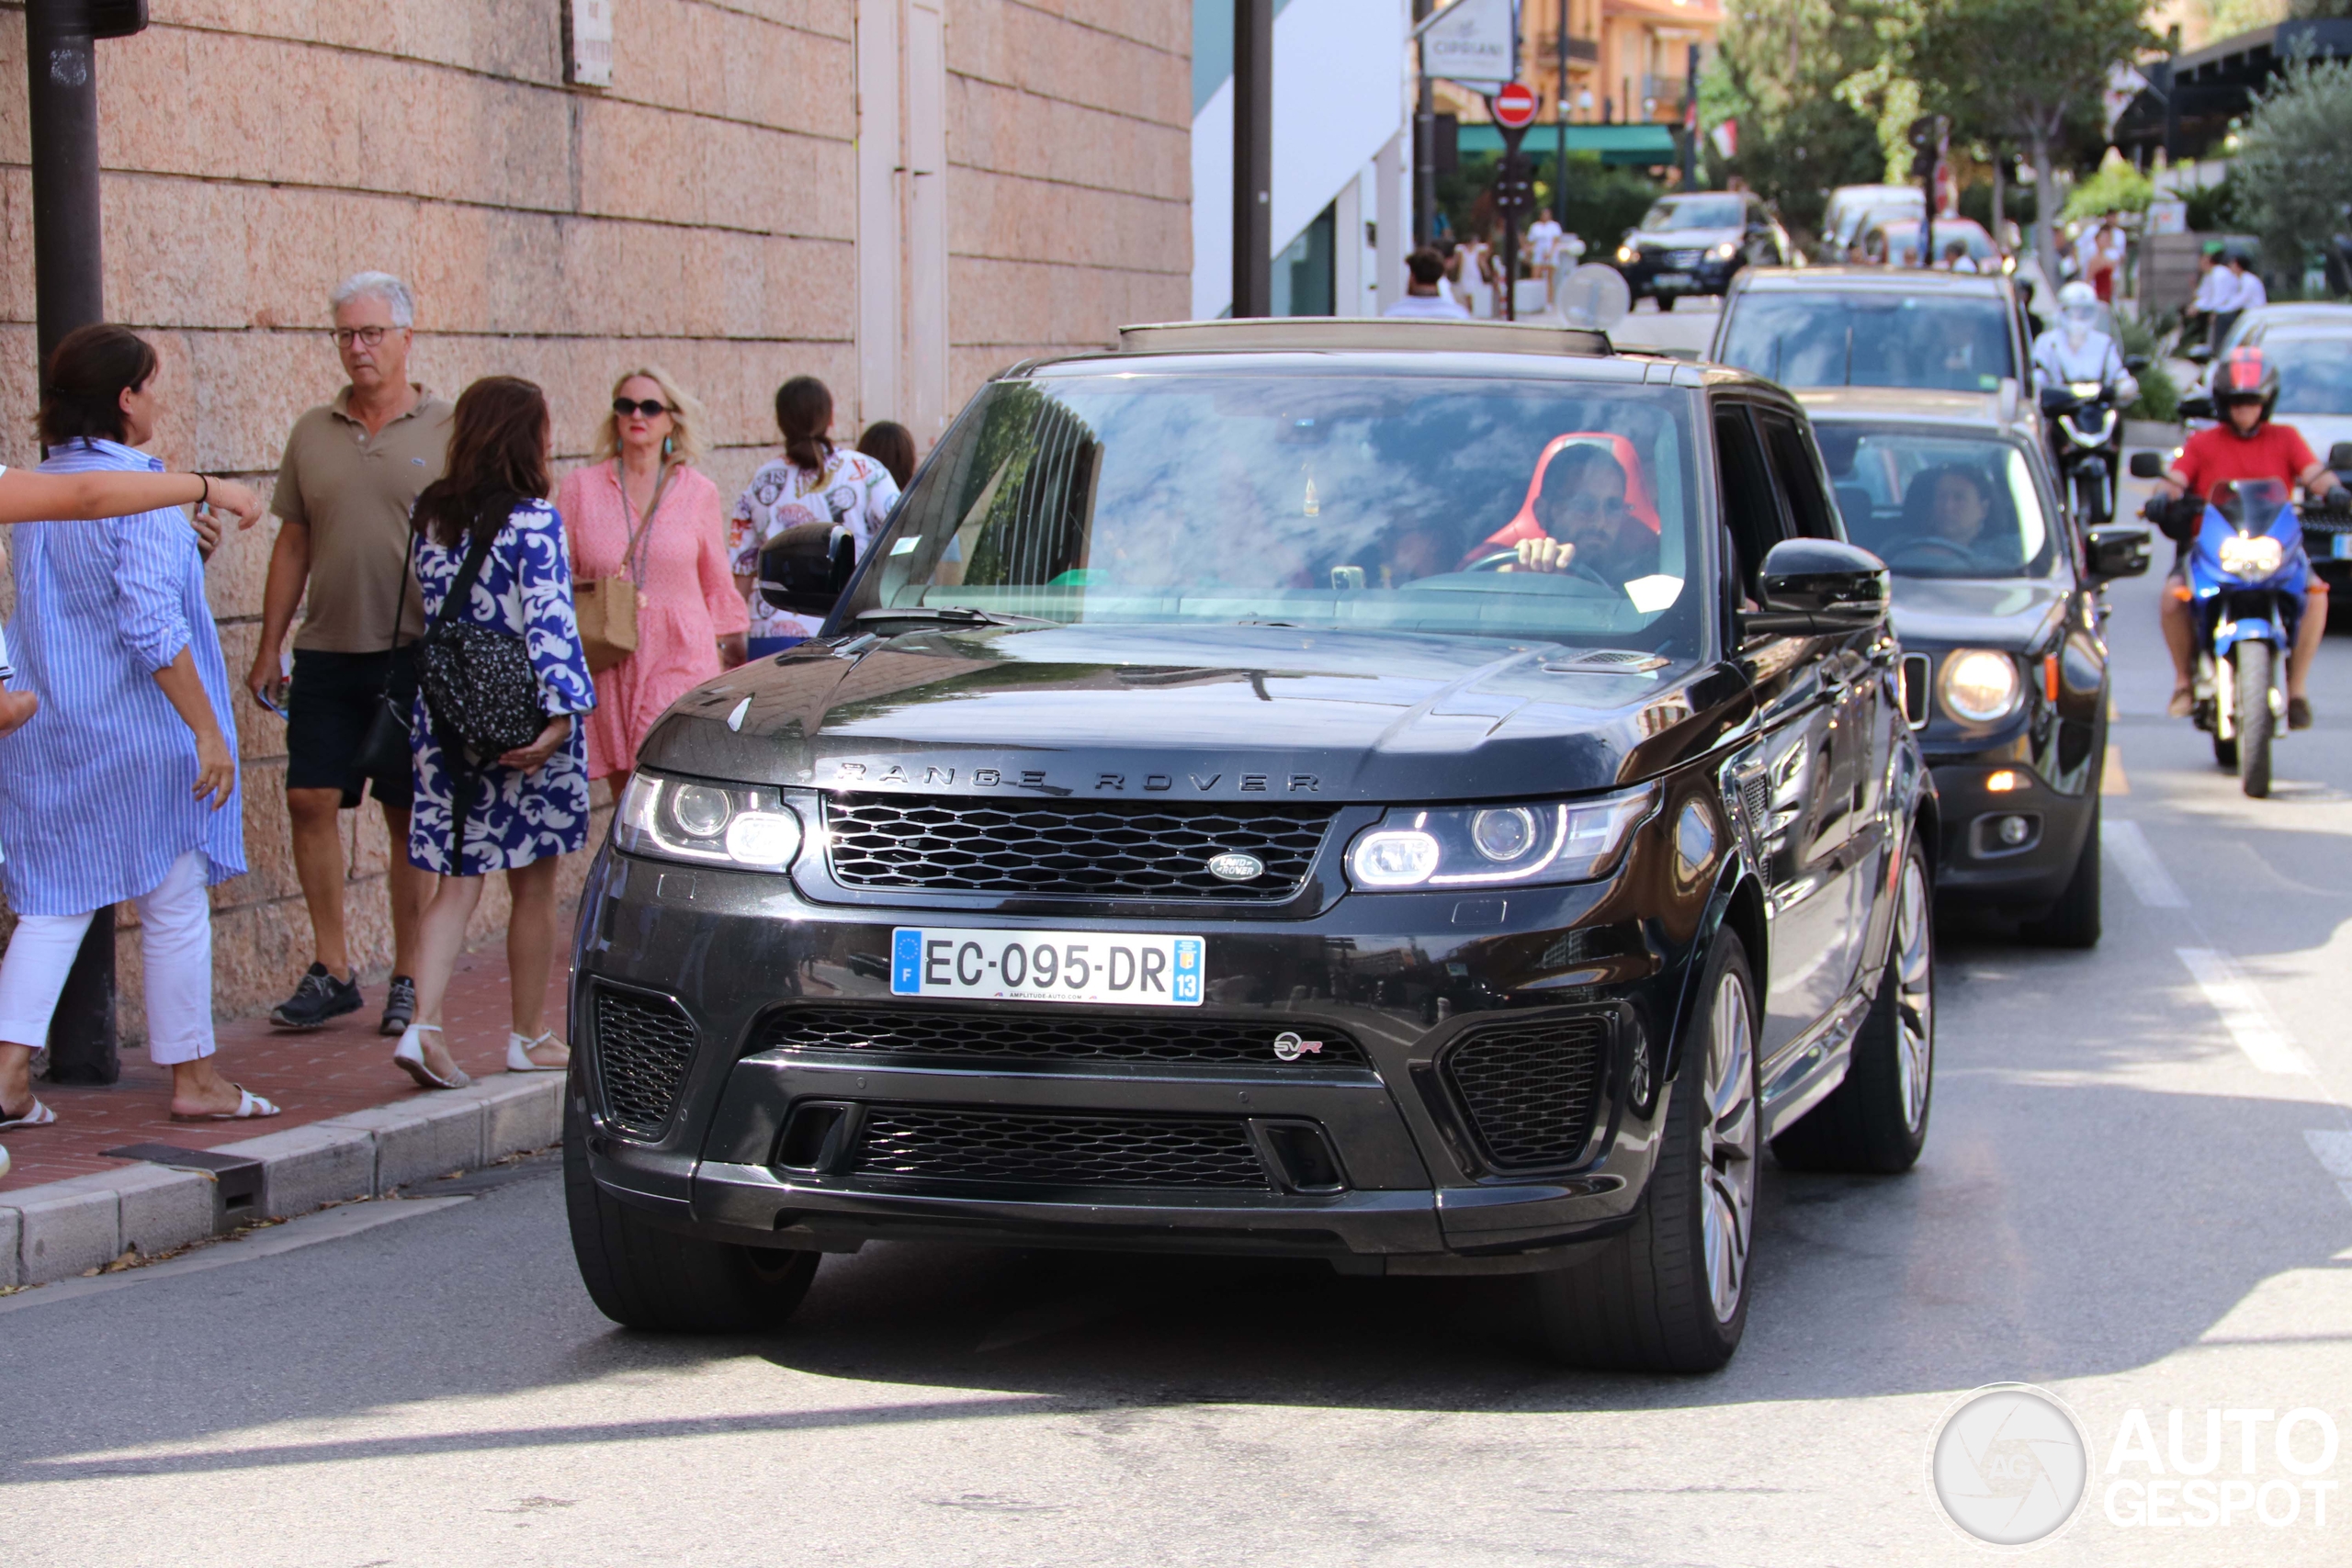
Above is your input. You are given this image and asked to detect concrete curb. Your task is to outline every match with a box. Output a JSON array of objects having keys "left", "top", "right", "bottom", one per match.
[{"left": 0, "top": 1074, "right": 563, "bottom": 1288}]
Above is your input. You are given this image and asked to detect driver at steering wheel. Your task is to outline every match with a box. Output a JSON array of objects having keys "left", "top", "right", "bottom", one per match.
[
  {"left": 1899, "top": 464, "right": 2015, "bottom": 571},
  {"left": 1502, "top": 444, "right": 1660, "bottom": 585}
]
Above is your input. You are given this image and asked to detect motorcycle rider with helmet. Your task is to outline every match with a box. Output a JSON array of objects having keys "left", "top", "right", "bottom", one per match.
[
  {"left": 2033, "top": 282, "right": 2138, "bottom": 515},
  {"left": 2150, "top": 345, "right": 2350, "bottom": 726}
]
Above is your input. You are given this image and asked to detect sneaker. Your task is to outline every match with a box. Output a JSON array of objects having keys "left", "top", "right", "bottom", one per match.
[
  {"left": 269, "top": 963, "right": 363, "bottom": 1030},
  {"left": 2290, "top": 696, "right": 2314, "bottom": 730},
  {"left": 379, "top": 975, "right": 417, "bottom": 1037}
]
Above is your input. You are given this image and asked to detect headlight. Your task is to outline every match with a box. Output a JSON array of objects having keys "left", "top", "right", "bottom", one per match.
[
  {"left": 615, "top": 772, "right": 803, "bottom": 871},
  {"left": 2218, "top": 534, "right": 2285, "bottom": 579},
  {"left": 1713, "top": 241, "right": 1738, "bottom": 261},
  {"left": 2069, "top": 381, "right": 2103, "bottom": 398},
  {"left": 1346, "top": 785, "right": 1657, "bottom": 891},
  {"left": 1616, "top": 244, "right": 1638, "bottom": 265},
  {"left": 1938, "top": 649, "right": 2024, "bottom": 725}
]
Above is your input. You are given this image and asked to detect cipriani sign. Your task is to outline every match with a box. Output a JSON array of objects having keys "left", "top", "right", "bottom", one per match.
[{"left": 1416, "top": 0, "right": 1517, "bottom": 91}]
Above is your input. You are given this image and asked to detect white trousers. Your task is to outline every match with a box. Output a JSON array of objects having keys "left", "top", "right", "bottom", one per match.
[{"left": 0, "top": 850, "right": 216, "bottom": 1066}]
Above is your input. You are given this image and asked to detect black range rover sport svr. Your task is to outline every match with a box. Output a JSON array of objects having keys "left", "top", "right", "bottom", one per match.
[{"left": 565, "top": 317, "right": 1937, "bottom": 1372}]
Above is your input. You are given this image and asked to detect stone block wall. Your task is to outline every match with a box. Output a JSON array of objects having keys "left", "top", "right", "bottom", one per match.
[{"left": 0, "top": 0, "right": 1190, "bottom": 1042}]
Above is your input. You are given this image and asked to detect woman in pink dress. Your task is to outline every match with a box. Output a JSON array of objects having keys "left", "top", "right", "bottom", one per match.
[{"left": 556, "top": 368, "right": 747, "bottom": 795}]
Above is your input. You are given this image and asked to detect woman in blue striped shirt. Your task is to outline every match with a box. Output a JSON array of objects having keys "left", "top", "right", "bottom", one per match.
[{"left": 0, "top": 325, "right": 282, "bottom": 1134}]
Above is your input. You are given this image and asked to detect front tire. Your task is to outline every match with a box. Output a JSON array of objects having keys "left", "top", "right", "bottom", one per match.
[
  {"left": 2021, "top": 796, "right": 2101, "bottom": 949},
  {"left": 2237, "top": 639, "right": 2275, "bottom": 797},
  {"left": 1531, "top": 932, "right": 1758, "bottom": 1372},
  {"left": 1771, "top": 836, "right": 1935, "bottom": 1174},
  {"left": 564, "top": 1087, "right": 819, "bottom": 1332},
  {"left": 1657, "top": 293, "right": 1679, "bottom": 312}
]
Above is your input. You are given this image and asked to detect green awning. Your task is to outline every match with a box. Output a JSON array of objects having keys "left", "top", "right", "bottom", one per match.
[{"left": 1456, "top": 123, "right": 1680, "bottom": 165}]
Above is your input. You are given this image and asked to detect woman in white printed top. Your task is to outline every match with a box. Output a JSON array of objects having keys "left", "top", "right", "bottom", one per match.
[{"left": 729, "top": 377, "right": 901, "bottom": 657}]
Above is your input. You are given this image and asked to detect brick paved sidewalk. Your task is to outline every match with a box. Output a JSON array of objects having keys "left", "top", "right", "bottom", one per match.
[{"left": 0, "top": 951, "right": 571, "bottom": 1193}]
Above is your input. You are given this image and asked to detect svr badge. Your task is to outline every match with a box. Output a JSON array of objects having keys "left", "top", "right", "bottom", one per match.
[{"left": 1272, "top": 1031, "right": 1324, "bottom": 1062}]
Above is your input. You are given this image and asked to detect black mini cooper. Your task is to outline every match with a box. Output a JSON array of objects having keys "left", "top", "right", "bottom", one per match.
[{"left": 565, "top": 318, "right": 1936, "bottom": 1372}]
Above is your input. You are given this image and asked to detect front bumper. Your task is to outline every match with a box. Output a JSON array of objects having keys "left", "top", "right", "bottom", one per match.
[
  {"left": 1615, "top": 252, "right": 1737, "bottom": 297},
  {"left": 571, "top": 843, "right": 1695, "bottom": 1269},
  {"left": 1927, "top": 759, "right": 2096, "bottom": 910}
]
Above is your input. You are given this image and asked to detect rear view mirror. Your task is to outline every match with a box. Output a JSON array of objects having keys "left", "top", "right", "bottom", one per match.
[
  {"left": 2186, "top": 344, "right": 2213, "bottom": 364},
  {"left": 1740, "top": 538, "right": 1890, "bottom": 637},
  {"left": 2328, "top": 442, "right": 2352, "bottom": 472},
  {"left": 2086, "top": 523, "right": 2153, "bottom": 581},
  {"left": 759, "top": 523, "right": 855, "bottom": 616},
  {"left": 2124, "top": 354, "right": 2151, "bottom": 374},
  {"left": 2128, "top": 451, "right": 2166, "bottom": 479},
  {"left": 2178, "top": 393, "right": 2215, "bottom": 421}
]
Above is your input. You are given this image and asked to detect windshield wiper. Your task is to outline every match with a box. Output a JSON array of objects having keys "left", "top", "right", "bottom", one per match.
[{"left": 854, "top": 606, "right": 1058, "bottom": 630}]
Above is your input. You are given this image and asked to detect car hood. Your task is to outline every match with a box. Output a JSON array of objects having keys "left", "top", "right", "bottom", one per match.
[
  {"left": 1888, "top": 576, "right": 2070, "bottom": 649},
  {"left": 638, "top": 625, "right": 1751, "bottom": 804}
]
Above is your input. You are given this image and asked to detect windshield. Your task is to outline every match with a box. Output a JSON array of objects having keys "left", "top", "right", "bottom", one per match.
[
  {"left": 847, "top": 371, "right": 1707, "bottom": 656},
  {"left": 1642, "top": 197, "right": 1744, "bottom": 231},
  {"left": 2267, "top": 338, "right": 2352, "bottom": 414},
  {"left": 1718, "top": 291, "right": 2017, "bottom": 392},
  {"left": 1811, "top": 424, "right": 2055, "bottom": 579}
]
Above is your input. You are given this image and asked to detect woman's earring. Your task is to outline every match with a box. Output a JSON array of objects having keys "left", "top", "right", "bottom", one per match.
[{"left": 663, "top": 434, "right": 674, "bottom": 457}]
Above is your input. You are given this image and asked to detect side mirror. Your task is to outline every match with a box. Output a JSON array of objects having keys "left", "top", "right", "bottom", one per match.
[
  {"left": 758, "top": 523, "right": 855, "bottom": 616},
  {"left": 2128, "top": 451, "right": 2166, "bottom": 480},
  {"left": 2328, "top": 442, "right": 2352, "bottom": 472},
  {"left": 2186, "top": 344, "right": 2213, "bottom": 364},
  {"left": 2086, "top": 523, "right": 2153, "bottom": 581},
  {"left": 1740, "top": 538, "right": 1890, "bottom": 637},
  {"left": 2124, "top": 354, "right": 2151, "bottom": 374},
  {"left": 2177, "top": 393, "right": 2215, "bottom": 422}
]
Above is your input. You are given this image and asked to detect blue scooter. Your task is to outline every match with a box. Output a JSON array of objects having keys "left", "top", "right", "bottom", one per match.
[{"left": 2184, "top": 478, "right": 2306, "bottom": 797}]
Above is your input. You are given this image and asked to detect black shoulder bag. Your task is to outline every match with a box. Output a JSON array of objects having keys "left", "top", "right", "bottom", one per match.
[{"left": 419, "top": 510, "right": 548, "bottom": 763}]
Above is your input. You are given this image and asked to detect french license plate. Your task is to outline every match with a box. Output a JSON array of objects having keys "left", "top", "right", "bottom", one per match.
[
  {"left": 1656, "top": 271, "right": 1692, "bottom": 288},
  {"left": 890, "top": 928, "right": 1204, "bottom": 1006}
]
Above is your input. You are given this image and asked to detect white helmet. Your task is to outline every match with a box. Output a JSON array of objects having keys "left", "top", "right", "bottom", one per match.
[{"left": 2057, "top": 280, "right": 2100, "bottom": 344}]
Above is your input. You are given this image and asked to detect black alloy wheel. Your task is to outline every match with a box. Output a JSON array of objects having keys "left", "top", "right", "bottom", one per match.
[
  {"left": 1771, "top": 834, "right": 1935, "bottom": 1175},
  {"left": 1532, "top": 931, "right": 1758, "bottom": 1372},
  {"left": 564, "top": 1079, "right": 820, "bottom": 1332}
]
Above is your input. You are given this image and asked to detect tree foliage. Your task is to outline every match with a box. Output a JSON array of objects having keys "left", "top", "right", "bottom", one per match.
[
  {"left": 2233, "top": 50, "right": 2352, "bottom": 274},
  {"left": 1904, "top": 0, "right": 2160, "bottom": 266},
  {"left": 1700, "top": 1, "right": 1907, "bottom": 235}
]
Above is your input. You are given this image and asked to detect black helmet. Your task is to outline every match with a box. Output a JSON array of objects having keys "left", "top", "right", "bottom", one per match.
[{"left": 2212, "top": 345, "right": 2280, "bottom": 436}]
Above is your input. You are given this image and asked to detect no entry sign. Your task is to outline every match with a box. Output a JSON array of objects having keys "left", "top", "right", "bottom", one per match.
[{"left": 1493, "top": 82, "right": 1539, "bottom": 130}]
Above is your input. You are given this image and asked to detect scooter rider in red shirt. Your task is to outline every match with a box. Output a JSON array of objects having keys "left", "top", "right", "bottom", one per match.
[{"left": 2150, "top": 346, "right": 2350, "bottom": 728}]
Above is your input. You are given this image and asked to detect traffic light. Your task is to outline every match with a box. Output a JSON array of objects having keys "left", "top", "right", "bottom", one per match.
[
  {"left": 1494, "top": 153, "right": 1537, "bottom": 215},
  {"left": 1906, "top": 115, "right": 1939, "bottom": 182}
]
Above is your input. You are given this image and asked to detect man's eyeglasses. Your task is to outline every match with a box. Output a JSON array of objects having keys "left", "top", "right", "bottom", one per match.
[
  {"left": 1555, "top": 492, "right": 1629, "bottom": 522},
  {"left": 614, "top": 398, "right": 673, "bottom": 417},
  {"left": 331, "top": 326, "right": 394, "bottom": 349}
]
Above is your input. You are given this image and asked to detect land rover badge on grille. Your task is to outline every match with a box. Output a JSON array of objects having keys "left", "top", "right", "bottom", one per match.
[{"left": 1206, "top": 852, "right": 1263, "bottom": 882}]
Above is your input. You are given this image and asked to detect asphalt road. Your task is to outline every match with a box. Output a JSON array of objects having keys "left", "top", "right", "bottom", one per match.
[{"left": 6, "top": 494, "right": 2352, "bottom": 1565}]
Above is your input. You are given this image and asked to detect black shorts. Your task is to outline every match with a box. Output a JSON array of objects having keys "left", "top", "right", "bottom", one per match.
[{"left": 286, "top": 647, "right": 419, "bottom": 809}]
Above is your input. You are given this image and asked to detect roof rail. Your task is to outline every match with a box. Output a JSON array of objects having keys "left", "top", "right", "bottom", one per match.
[{"left": 1115, "top": 317, "right": 1613, "bottom": 357}]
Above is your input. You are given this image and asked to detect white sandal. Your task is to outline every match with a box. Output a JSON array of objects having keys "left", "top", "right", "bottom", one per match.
[
  {"left": 171, "top": 1084, "right": 281, "bottom": 1122},
  {"left": 506, "top": 1031, "right": 570, "bottom": 1074},
  {"left": 393, "top": 1023, "right": 470, "bottom": 1091},
  {"left": 0, "top": 1097, "right": 56, "bottom": 1131}
]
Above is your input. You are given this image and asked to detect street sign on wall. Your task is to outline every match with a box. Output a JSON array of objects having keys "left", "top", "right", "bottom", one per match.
[
  {"left": 564, "top": 0, "right": 614, "bottom": 87},
  {"left": 1416, "top": 0, "right": 1516, "bottom": 90}
]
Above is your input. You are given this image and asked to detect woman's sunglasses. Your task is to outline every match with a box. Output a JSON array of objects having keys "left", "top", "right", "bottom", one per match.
[{"left": 614, "top": 398, "right": 673, "bottom": 417}]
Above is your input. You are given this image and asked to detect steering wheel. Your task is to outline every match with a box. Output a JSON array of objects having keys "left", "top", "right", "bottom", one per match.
[
  {"left": 1464, "top": 548, "right": 1617, "bottom": 591},
  {"left": 1882, "top": 537, "right": 1977, "bottom": 568}
]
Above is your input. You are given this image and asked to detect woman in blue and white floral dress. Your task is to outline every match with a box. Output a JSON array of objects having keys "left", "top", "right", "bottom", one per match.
[{"left": 393, "top": 377, "right": 596, "bottom": 1092}]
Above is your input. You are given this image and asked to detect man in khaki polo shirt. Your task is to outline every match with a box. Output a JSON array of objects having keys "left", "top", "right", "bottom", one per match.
[{"left": 248, "top": 273, "right": 451, "bottom": 1035}]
